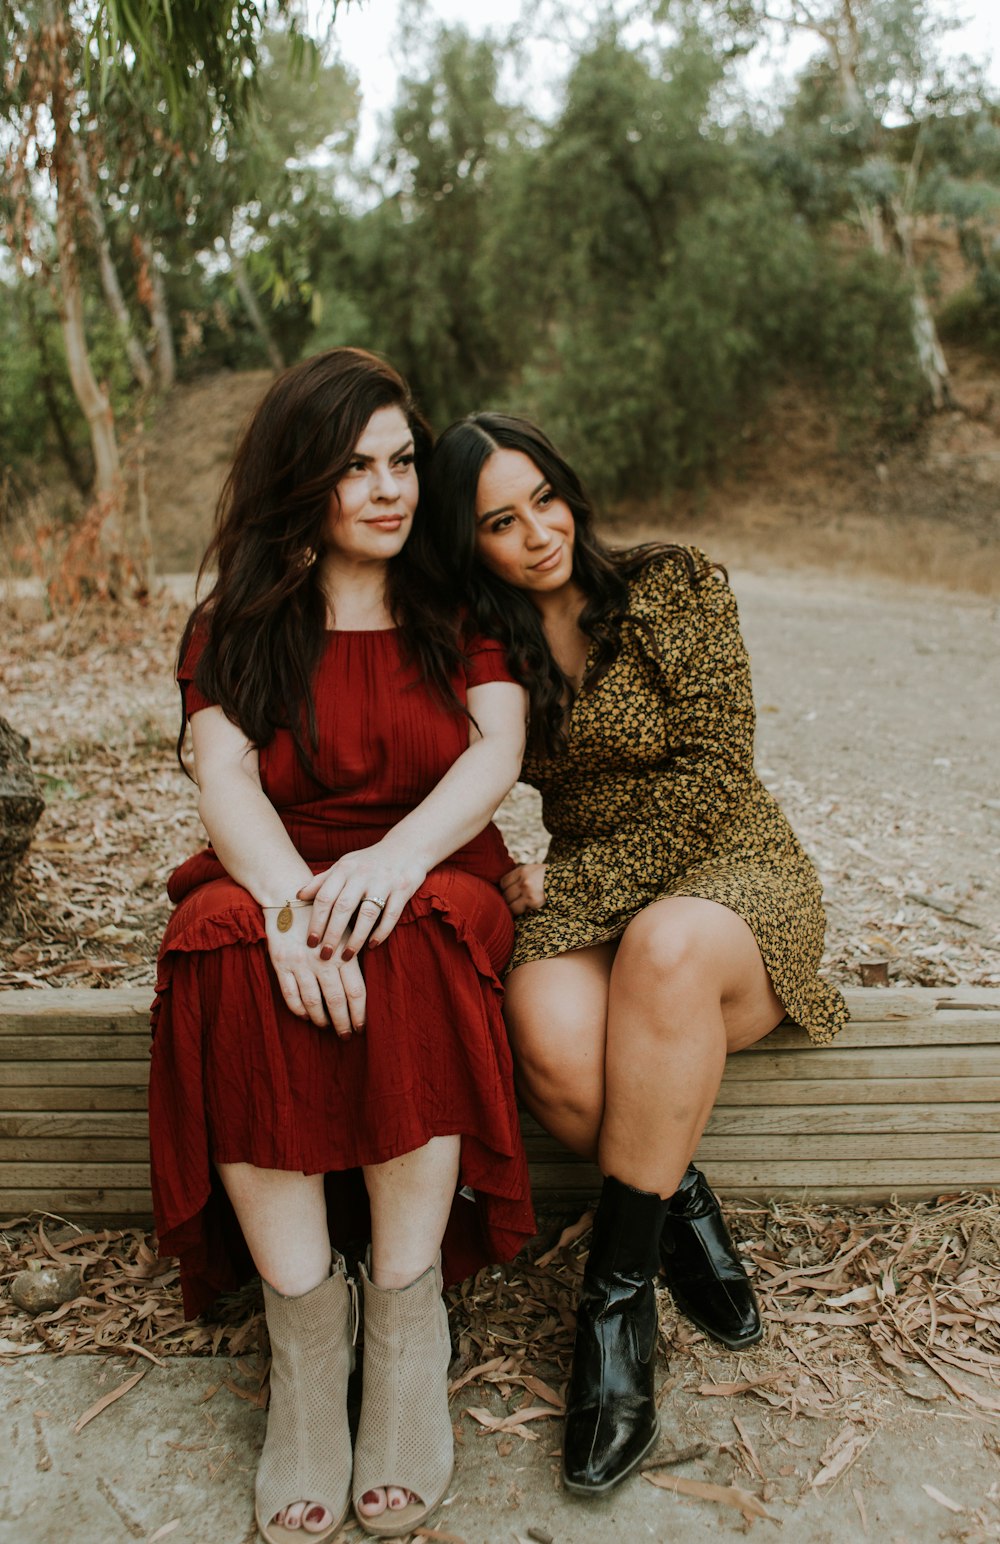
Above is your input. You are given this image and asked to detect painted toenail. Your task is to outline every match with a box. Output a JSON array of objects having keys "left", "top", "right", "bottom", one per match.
[{"left": 362, "top": 1491, "right": 379, "bottom": 1505}]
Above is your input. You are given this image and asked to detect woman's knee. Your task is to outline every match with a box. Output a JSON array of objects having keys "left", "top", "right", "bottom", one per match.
[{"left": 616, "top": 902, "right": 717, "bottom": 990}]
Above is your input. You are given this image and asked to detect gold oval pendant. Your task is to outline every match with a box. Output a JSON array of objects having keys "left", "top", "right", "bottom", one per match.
[{"left": 276, "top": 904, "right": 294, "bottom": 933}]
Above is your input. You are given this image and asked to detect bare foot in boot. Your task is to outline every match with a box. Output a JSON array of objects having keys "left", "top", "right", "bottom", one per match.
[
  {"left": 271, "top": 1501, "right": 335, "bottom": 1533},
  {"left": 356, "top": 1486, "right": 419, "bottom": 1520}
]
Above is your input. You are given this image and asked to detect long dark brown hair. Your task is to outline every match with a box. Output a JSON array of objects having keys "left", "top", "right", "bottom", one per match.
[
  {"left": 177, "top": 347, "right": 462, "bottom": 768},
  {"left": 417, "top": 412, "right": 707, "bottom": 757}
]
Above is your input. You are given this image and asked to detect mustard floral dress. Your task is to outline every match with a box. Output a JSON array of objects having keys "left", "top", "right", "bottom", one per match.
[{"left": 510, "top": 548, "right": 847, "bottom": 1044}]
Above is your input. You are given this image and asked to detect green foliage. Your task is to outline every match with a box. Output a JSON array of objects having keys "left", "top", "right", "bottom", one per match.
[
  {"left": 88, "top": 0, "right": 324, "bottom": 125},
  {"left": 2, "top": 0, "right": 992, "bottom": 508},
  {"left": 939, "top": 283, "right": 1000, "bottom": 360}
]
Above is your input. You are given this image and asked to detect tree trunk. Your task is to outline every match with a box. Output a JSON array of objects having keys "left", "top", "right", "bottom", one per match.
[
  {"left": 53, "top": 147, "right": 121, "bottom": 499},
  {"left": 46, "top": 18, "right": 122, "bottom": 503},
  {"left": 24, "top": 289, "right": 92, "bottom": 493},
  {"left": 75, "top": 139, "right": 153, "bottom": 392},
  {"left": 137, "top": 236, "right": 177, "bottom": 392},
  {"left": 885, "top": 196, "right": 953, "bottom": 410},
  {"left": 225, "top": 231, "right": 285, "bottom": 371}
]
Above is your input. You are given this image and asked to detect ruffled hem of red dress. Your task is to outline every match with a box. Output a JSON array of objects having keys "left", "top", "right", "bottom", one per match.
[{"left": 149, "top": 872, "right": 535, "bottom": 1319}]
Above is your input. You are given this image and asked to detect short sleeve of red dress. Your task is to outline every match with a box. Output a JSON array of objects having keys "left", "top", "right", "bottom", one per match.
[
  {"left": 176, "top": 627, "right": 215, "bottom": 717},
  {"left": 463, "top": 632, "right": 516, "bottom": 690}
]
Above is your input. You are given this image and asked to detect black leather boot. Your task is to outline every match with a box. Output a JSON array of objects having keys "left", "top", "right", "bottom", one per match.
[
  {"left": 563, "top": 1176, "right": 669, "bottom": 1495},
  {"left": 658, "top": 1164, "right": 763, "bottom": 1349}
]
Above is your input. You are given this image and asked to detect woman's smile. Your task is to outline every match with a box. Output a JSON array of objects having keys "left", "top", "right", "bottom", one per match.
[{"left": 474, "top": 448, "right": 576, "bottom": 595}]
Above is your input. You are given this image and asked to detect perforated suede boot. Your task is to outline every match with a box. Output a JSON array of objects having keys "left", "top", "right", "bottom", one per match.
[
  {"left": 659, "top": 1164, "right": 763, "bottom": 1349},
  {"left": 255, "top": 1254, "right": 356, "bottom": 1544},
  {"left": 352, "top": 1257, "right": 454, "bottom": 1538},
  {"left": 563, "top": 1176, "right": 669, "bottom": 1495}
]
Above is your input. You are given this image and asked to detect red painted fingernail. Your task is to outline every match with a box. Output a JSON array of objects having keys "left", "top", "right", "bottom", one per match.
[
  {"left": 307, "top": 933, "right": 319, "bottom": 948},
  {"left": 320, "top": 946, "right": 333, "bottom": 961},
  {"left": 342, "top": 947, "right": 354, "bottom": 962}
]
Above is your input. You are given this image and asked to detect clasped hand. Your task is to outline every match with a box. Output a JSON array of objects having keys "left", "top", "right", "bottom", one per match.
[
  {"left": 264, "top": 904, "right": 366, "bottom": 1038},
  {"left": 266, "top": 842, "right": 426, "bottom": 1035},
  {"left": 297, "top": 839, "right": 427, "bottom": 960}
]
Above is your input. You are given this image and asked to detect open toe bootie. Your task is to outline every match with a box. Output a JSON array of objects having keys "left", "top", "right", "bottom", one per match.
[
  {"left": 563, "top": 1176, "right": 669, "bottom": 1495},
  {"left": 255, "top": 1254, "right": 357, "bottom": 1544},
  {"left": 352, "top": 1256, "right": 454, "bottom": 1538},
  {"left": 658, "top": 1164, "right": 763, "bottom": 1350}
]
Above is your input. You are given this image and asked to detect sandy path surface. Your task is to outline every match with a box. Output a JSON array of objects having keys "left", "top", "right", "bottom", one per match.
[{"left": 496, "top": 565, "right": 1000, "bottom": 989}]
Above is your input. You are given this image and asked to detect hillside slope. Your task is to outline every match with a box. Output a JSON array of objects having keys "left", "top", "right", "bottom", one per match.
[{"left": 144, "top": 353, "right": 1000, "bottom": 590}]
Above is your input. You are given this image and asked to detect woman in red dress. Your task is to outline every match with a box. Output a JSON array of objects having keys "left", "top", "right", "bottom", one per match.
[{"left": 148, "top": 350, "right": 534, "bottom": 1543}]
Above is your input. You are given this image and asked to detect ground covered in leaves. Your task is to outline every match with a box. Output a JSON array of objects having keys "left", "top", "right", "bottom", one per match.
[{"left": 1, "top": 1195, "right": 999, "bottom": 1526}]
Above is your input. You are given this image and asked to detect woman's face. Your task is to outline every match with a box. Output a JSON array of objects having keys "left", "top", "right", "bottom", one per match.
[
  {"left": 473, "top": 448, "right": 576, "bottom": 595},
  {"left": 323, "top": 405, "right": 418, "bottom": 566}
]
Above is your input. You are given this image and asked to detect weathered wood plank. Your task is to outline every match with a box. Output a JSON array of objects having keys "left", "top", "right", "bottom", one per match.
[
  {"left": 708, "top": 1078, "right": 1000, "bottom": 1106},
  {"left": 0, "top": 1113, "right": 149, "bottom": 1138},
  {"left": 521, "top": 1132, "right": 1000, "bottom": 1163},
  {"left": 0, "top": 1036, "right": 151, "bottom": 1062},
  {"left": 0, "top": 1086, "right": 148, "bottom": 1111},
  {"left": 724, "top": 1047, "right": 1000, "bottom": 1081},
  {"left": 0, "top": 1138, "right": 148, "bottom": 1163},
  {"left": 0, "top": 1191, "right": 153, "bottom": 1217},
  {"left": 706, "top": 1103, "right": 1000, "bottom": 1135},
  {"left": 526, "top": 1159, "right": 1000, "bottom": 1191},
  {"left": 0, "top": 988, "right": 152, "bottom": 1029},
  {"left": 522, "top": 1103, "right": 1000, "bottom": 1142},
  {"left": 763, "top": 1016, "right": 1000, "bottom": 1048},
  {"left": 2, "top": 1062, "right": 150, "bottom": 1088},
  {"left": 2, "top": 1162, "right": 150, "bottom": 1187},
  {"left": 1, "top": 984, "right": 995, "bottom": 1032}
]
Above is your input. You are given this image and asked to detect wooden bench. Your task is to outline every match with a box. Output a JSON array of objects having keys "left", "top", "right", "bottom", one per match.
[{"left": 1, "top": 986, "right": 998, "bottom": 1221}]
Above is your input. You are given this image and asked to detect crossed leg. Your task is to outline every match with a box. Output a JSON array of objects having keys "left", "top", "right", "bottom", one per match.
[{"left": 504, "top": 896, "right": 784, "bottom": 1190}]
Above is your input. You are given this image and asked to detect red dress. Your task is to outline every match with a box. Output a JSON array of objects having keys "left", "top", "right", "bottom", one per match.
[{"left": 149, "top": 627, "right": 535, "bottom": 1318}]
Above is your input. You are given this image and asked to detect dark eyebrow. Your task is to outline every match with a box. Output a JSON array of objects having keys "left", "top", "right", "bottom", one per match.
[
  {"left": 477, "top": 477, "right": 549, "bottom": 526},
  {"left": 350, "top": 439, "right": 415, "bottom": 465}
]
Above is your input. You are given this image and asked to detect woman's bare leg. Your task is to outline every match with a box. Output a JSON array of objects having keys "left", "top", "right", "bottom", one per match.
[
  {"left": 599, "top": 897, "right": 784, "bottom": 1194},
  {"left": 503, "top": 946, "right": 613, "bottom": 1159},
  {"left": 356, "top": 1135, "right": 461, "bottom": 1521},
  {"left": 364, "top": 1134, "right": 460, "bottom": 1289},
  {"left": 216, "top": 1164, "right": 336, "bottom": 1535}
]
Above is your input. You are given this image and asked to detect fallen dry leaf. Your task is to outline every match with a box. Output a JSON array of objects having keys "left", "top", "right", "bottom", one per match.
[
  {"left": 641, "top": 1470, "right": 778, "bottom": 1525},
  {"left": 922, "top": 1484, "right": 964, "bottom": 1513},
  {"left": 147, "top": 1523, "right": 181, "bottom": 1543},
  {"left": 72, "top": 1366, "right": 148, "bottom": 1434},
  {"left": 535, "top": 1211, "right": 594, "bottom": 1269}
]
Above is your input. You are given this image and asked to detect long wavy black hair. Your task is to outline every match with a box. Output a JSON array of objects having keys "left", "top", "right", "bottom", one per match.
[
  {"left": 177, "top": 347, "right": 462, "bottom": 769},
  {"left": 417, "top": 412, "right": 706, "bottom": 758}
]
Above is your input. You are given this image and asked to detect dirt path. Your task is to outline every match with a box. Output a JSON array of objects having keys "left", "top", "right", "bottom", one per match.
[{"left": 2, "top": 564, "right": 998, "bottom": 989}]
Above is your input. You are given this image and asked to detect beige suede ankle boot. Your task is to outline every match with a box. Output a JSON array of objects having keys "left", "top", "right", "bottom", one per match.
[
  {"left": 352, "top": 1257, "right": 454, "bottom": 1538},
  {"left": 255, "top": 1254, "right": 356, "bottom": 1544}
]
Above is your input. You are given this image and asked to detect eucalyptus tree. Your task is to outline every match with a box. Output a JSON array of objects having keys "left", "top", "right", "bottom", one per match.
[{"left": 678, "top": 0, "right": 992, "bottom": 407}]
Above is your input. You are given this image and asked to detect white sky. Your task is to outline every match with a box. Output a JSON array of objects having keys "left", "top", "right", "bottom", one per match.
[{"left": 323, "top": 0, "right": 1000, "bottom": 156}]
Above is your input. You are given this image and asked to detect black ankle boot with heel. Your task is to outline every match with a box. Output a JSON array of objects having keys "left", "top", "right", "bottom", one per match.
[
  {"left": 658, "top": 1164, "right": 762, "bottom": 1349},
  {"left": 562, "top": 1176, "right": 669, "bottom": 1495}
]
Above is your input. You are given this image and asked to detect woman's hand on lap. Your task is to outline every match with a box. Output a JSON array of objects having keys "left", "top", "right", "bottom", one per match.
[
  {"left": 501, "top": 863, "right": 546, "bottom": 916},
  {"left": 296, "top": 843, "right": 428, "bottom": 960},
  {"left": 264, "top": 908, "right": 367, "bottom": 1037}
]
